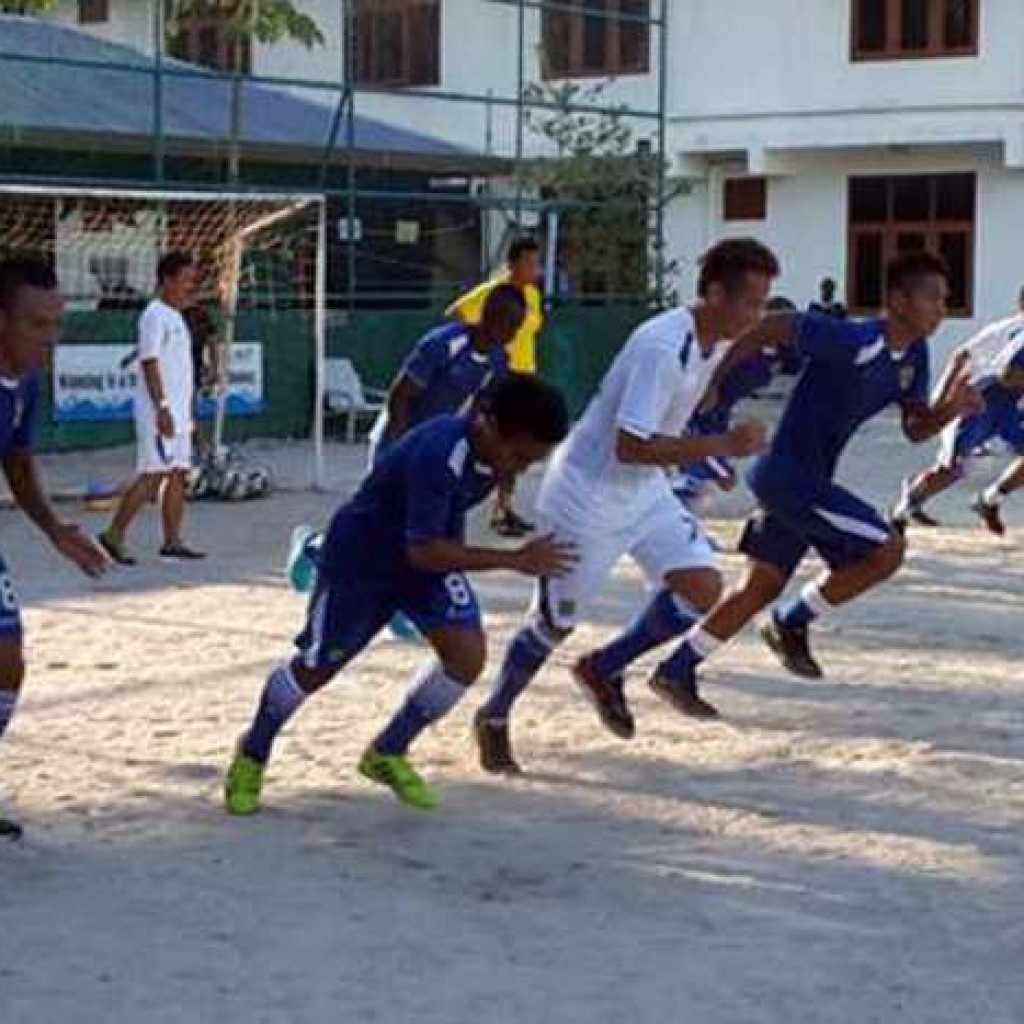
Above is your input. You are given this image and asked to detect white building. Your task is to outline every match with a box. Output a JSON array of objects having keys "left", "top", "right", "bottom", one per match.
[{"left": 53, "top": 0, "right": 1024, "bottom": 351}]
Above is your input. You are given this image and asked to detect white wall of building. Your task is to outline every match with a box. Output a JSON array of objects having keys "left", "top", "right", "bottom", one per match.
[{"left": 666, "top": 144, "right": 1024, "bottom": 360}]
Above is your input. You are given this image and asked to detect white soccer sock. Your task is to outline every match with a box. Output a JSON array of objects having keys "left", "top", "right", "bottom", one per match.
[
  {"left": 800, "top": 581, "right": 833, "bottom": 618},
  {"left": 982, "top": 482, "right": 1006, "bottom": 507},
  {"left": 685, "top": 625, "right": 722, "bottom": 660}
]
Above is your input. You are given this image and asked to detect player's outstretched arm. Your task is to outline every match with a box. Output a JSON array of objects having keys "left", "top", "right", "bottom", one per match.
[
  {"left": 902, "top": 350, "right": 983, "bottom": 442},
  {"left": 407, "top": 535, "right": 576, "bottom": 578},
  {"left": 616, "top": 421, "right": 767, "bottom": 468},
  {"left": 1, "top": 452, "right": 107, "bottom": 578}
]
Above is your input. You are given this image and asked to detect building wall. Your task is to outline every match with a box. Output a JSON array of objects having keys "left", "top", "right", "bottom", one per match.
[{"left": 666, "top": 144, "right": 1024, "bottom": 360}]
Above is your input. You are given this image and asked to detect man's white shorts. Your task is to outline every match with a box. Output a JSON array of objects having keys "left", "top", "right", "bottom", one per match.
[
  {"left": 534, "top": 481, "right": 719, "bottom": 631},
  {"left": 136, "top": 417, "right": 192, "bottom": 474}
]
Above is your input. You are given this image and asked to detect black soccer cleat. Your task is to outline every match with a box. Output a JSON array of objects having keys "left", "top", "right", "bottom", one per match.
[
  {"left": 648, "top": 670, "right": 720, "bottom": 720},
  {"left": 760, "top": 615, "right": 823, "bottom": 679},
  {"left": 971, "top": 495, "right": 1006, "bottom": 536},
  {"left": 571, "top": 656, "right": 635, "bottom": 739},
  {"left": 0, "top": 815, "right": 23, "bottom": 842},
  {"left": 490, "top": 511, "right": 535, "bottom": 539},
  {"left": 473, "top": 712, "right": 522, "bottom": 776},
  {"left": 908, "top": 507, "right": 942, "bottom": 528},
  {"left": 160, "top": 542, "right": 207, "bottom": 561}
]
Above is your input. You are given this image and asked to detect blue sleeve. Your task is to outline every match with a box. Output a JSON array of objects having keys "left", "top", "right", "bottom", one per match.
[
  {"left": 793, "top": 313, "right": 863, "bottom": 365},
  {"left": 404, "top": 434, "right": 458, "bottom": 545},
  {"left": 901, "top": 343, "right": 931, "bottom": 407},
  {"left": 10, "top": 376, "right": 40, "bottom": 450},
  {"left": 402, "top": 330, "right": 451, "bottom": 389}
]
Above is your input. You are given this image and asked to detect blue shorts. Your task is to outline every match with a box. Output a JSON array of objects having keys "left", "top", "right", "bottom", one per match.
[
  {"left": 740, "top": 457, "right": 893, "bottom": 578},
  {"left": 940, "top": 397, "right": 1024, "bottom": 473},
  {"left": 295, "top": 565, "right": 482, "bottom": 671},
  {"left": 0, "top": 552, "right": 22, "bottom": 640}
]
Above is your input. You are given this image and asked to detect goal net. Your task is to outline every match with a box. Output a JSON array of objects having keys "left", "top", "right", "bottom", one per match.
[{"left": 0, "top": 185, "right": 328, "bottom": 487}]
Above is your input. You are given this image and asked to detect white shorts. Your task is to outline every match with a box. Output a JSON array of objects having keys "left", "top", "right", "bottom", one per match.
[
  {"left": 533, "top": 479, "right": 719, "bottom": 631},
  {"left": 136, "top": 420, "right": 192, "bottom": 474}
]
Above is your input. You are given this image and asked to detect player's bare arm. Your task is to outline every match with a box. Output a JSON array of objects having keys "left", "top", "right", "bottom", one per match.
[
  {"left": 141, "top": 356, "right": 174, "bottom": 439},
  {"left": 615, "top": 421, "right": 767, "bottom": 467},
  {"left": 2, "top": 451, "right": 106, "bottom": 577},
  {"left": 385, "top": 373, "right": 423, "bottom": 441},
  {"left": 406, "top": 535, "right": 576, "bottom": 578},
  {"left": 902, "top": 350, "right": 982, "bottom": 442}
]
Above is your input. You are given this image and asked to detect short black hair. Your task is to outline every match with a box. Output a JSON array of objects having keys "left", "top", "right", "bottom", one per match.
[
  {"left": 886, "top": 251, "right": 948, "bottom": 296},
  {"left": 508, "top": 235, "right": 541, "bottom": 266},
  {"left": 487, "top": 373, "right": 569, "bottom": 446},
  {"left": 697, "top": 237, "right": 780, "bottom": 297},
  {"left": 157, "top": 251, "right": 194, "bottom": 284},
  {"left": 481, "top": 282, "right": 527, "bottom": 320},
  {"left": 766, "top": 295, "right": 797, "bottom": 313},
  {"left": 0, "top": 256, "right": 58, "bottom": 312}
]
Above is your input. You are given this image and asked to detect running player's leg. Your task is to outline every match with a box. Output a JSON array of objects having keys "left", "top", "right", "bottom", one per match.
[
  {"left": 894, "top": 411, "right": 989, "bottom": 527},
  {"left": 973, "top": 414, "right": 1024, "bottom": 534},
  {"left": 651, "top": 511, "right": 800, "bottom": 713},
  {"left": 577, "top": 498, "right": 723, "bottom": 725},
  {"left": 0, "top": 556, "right": 25, "bottom": 840},
  {"left": 764, "top": 482, "right": 904, "bottom": 676},
  {"left": 474, "top": 522, "right": 621, "bottom": 773},
  {"left": 99, "top": 473, "right": 162, "bottom": 564},
  {"left": 225, "top": 574, "right": 391, "bottom": 814},
  {"left": 362, "top": 573, "right": 485, "bottom": 807}
]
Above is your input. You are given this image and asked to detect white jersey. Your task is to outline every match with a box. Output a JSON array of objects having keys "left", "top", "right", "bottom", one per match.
[
  {"left": 962, "top": 314, "right": 1024, "bottom": 387},
  {"left": 537, "top": 306, "right": 731, "bottom": 527},
  {"left": 136, "top": 298, "right": 194, "bottom": 430}
]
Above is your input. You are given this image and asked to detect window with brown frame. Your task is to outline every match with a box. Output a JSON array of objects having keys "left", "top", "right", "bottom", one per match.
[
  {"left": 349, "top": 0, "right": 441, "bottom": 88},
  {"left": 542, "top": 0, "right": 650, "bottom": 79},
  {"left": 847, "top": 173, "right": 975, "bottom": 315},
  {"left": 78, "top": 0, "right": 109, "bottom": 23},
  {"left": 167, "top": 14, "right": 251, "bottom": 74},
  {"left": 723, "top": 177, "right": 767, "bottom": 221},
  {"left": 851, "top": 0, "right": 979, "bottom": 60}
]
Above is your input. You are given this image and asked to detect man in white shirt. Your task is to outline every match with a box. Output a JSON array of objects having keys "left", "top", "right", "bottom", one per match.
[
  {"left": 99, "top": 252, "right": 205, "bottom": 563},
  {"left": 473, "top": 238, "right": 779, "bottom": 774},
  {"left": 893, "top": 311, "right": 1024, "bottom": 535}
]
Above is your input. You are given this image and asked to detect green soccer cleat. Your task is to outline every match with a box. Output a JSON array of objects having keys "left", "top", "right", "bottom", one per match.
[
  {"left": 224, "top": 746, "right": 266, "bottom": 816},
  {"left": 358, "top": 748, "right": 440, "bottom": 810}
]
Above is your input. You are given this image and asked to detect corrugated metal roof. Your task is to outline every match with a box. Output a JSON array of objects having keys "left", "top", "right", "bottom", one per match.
[{"left": 0, "top": 15, "right": 465, "bottom": 158}]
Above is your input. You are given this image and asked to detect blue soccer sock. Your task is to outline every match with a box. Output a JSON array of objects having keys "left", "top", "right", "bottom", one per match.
[
  {"left": 241, "top": 664, "right": 307, "bottom": 764},
  {"left": 658, "top": 625, "right": 722, "bottom": 682},
  {"left": 479, "top": 625, "right": 556, "bottom": 722},
  {"left": 0, "top": 689, "right": 19, "bottom": 745},
  {"left": 776, "top": 581, "right": 832, "bottom": 630},
  {"left": 589, "top": 589, "right": 698, "bottom": 681},
  {"left": 374, "top": 662, "right": 467, "bottom": 757}
]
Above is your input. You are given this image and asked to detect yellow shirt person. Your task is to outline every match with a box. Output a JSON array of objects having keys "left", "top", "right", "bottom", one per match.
[{"left": 448, "top": 239, "right": 544, "bottom": 374}]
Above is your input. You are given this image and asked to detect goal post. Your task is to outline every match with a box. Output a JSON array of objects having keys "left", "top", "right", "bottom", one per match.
[{"left": 0, "top": 184, "right": 329, "bottom": 489}]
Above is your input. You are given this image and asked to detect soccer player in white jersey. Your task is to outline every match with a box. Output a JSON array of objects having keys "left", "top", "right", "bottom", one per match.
[
  {"left": 474, "top": 238, "right": 779, "bottom": 774},
  {"left": 894, "top": 312, "right": 1024, "bottom": 535}
]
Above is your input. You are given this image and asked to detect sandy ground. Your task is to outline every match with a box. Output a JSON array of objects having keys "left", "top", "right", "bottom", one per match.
[{"left": 1, "top": 406, "right": 1022, "bottom": 1024}]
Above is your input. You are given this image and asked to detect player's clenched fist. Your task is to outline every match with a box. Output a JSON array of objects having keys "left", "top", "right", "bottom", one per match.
[
  {"left": 512, "top": 535, "right": 578, "bottom": 578},
  {"left": 724, "top": 419, "right": 767, "bottom": 457}
]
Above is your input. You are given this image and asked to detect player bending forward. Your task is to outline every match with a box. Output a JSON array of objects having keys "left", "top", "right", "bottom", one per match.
[
  {"left": 474, "top": 238, "right": 779, "bottom": 775},
  {"left": 893, "top": 311, "right": 1024, "bottom": 536},
  {"left": 224, "top": 374, "right": 574, "bottom": 813},
  {"left": 644, "top": 251, "right": 982, "bottom": 717}
]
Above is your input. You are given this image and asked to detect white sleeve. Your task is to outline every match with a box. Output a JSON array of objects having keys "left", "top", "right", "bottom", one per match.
[
  {"left": 137, "top": 306, "right": 163, "bottom": 362},
  {"left": 616, "top": 346, "right": 677, "bottom": 439}
]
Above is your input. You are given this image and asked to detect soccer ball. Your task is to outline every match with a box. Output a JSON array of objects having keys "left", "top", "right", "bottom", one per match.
[{"left": 242, "top": 467, "right": 272, "bottom": 500}]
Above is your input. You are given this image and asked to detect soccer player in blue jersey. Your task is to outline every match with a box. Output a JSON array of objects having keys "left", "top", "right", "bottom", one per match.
[
  {"left": 286, "top": 284, "right": 524, "bottom": 598},
  {"left": 674, "top": 297, "right": 800, "bottom": 512},
  {"left": 0, "top": 258, "right": 108, "bottom": 840},
  {"left": 893, "top": 312, "right": 1024, "bottom": 535},
  {"left": 643, "top": 251, "right": 982, "bottom": 717},
  {"left": 225, "top": 374, "right": 575, "bottom": 814}
]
